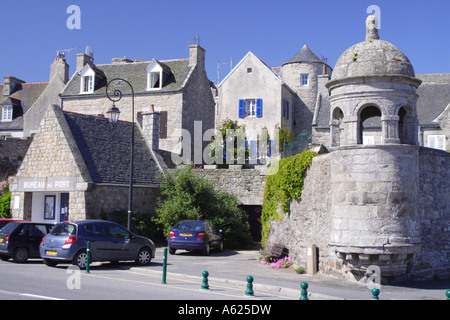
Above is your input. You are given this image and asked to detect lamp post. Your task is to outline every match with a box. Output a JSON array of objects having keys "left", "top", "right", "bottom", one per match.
[{"left": 105, "top": 78, "right": 134, "bottom": 231}]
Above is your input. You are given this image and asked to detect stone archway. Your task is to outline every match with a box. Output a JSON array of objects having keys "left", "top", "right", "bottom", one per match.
[
  {"left": 330, "top": 107, "right": 344, "bottom": 147},
  {"left": 398, "top": 105, "right": 417, "bottom": 145},
  {"left": 358, "top": 105, "right": 382, "bottom": 145}
]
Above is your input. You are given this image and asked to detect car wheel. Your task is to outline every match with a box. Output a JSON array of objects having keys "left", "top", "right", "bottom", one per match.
[
  {"left": 136, "top": 247, "right": 152, "bottom": 265},
  {"left": 73, "top": 250, "right": 88, "bottom": 269},
  {"left": 43, "top": 258, "right": 58, "bottom": 267},
  {"left": 12, "top": 247, "right": 29, "bottom": 263},
  {"left": 203, "top": 243, "right": 210, "bottom": 256},
  {"left": 169, "top": 247, "right": 176, "bottom": 255}
]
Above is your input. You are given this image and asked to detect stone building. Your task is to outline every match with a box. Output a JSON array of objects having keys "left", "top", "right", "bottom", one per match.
[
  {"left": 9, "top": 104, "right": 165, "bottom": 223},
  {"left": 0, "top": 57, "right": 69, "bottom": 139},
  {"left": 59, "top": 44, "right": 215, "bottom": 167},
  {"left": 216, "top": 46, "right": 332, "bottom": 159},
  {"left": 265, "top": 16, "right": 450, "bottom": 283}
]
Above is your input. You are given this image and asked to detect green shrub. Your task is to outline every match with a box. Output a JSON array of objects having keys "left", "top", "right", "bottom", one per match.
[
  {"left": 0, "top": 184, "right": 11, "bottom": 218},
  {"left": 261, "top": 150, "right": 317, "bottom": 246},
  {"left": 156, "top": 166, "right": 253, "bottom": 249}
]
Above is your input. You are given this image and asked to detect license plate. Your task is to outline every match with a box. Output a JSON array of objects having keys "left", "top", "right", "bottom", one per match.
[
  {"left": 46, "top": 251, "right": 57, "bottom": 256},
  {"left": 180, "top": 233, "right": 192, "bottom": 237}
]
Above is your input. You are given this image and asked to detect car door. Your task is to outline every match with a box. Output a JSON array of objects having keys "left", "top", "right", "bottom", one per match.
[
  {"left": 28, "top": 224, "right": 49, "bottom": 257},
  {"left": 82, "top": 223, "right": 111, "bottom": 261},
  {"left": 107, "top": 223, "right": 137, "bottom": 260}
]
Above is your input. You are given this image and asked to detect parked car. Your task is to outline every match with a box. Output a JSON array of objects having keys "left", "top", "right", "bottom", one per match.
[
  {"left": 168, "top": 220, "right": 223, "bottom": 255},
  {"left": 40, "top": 220, "right": 155, "bottom": 269},
  {"left": 0, "top": 221, "right": 54, "bottom": 263},
  {"left": 0, "top": 219, "right": 27, "bottom": 229}
]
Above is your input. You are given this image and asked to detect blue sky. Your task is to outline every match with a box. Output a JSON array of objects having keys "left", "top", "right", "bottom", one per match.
[{"left": 1, "top": 0, "right": 449, "bottom": 84}]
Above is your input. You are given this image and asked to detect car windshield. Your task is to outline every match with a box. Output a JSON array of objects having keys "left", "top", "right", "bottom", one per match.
[
  {"left": 0, "top": 222, "right": 20, "bottom": 234},
  {"left": 176, "top": 221, "right": 205, "bottom": 231},
  {"left": 50, "top": 223, "right": 76, "bottom": 236}
]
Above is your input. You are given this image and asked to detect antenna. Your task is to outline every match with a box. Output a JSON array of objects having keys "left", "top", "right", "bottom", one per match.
[
  {"left": 186, "top": 34, "right": 200, "bottom": 46},
  {"left": 223, "top": 57, "right": 233, "bottom": 71},
  {"left": 56, "top": 46, "right": 80, "bottom": 58},
  {"left": 85, "top": 45, "right": 94, "bottom": 57},
  {"left": 216, "top": 60, "right": 221, "bottom": 84}
]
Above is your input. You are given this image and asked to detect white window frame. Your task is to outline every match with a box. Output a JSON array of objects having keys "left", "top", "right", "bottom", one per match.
[
  {"left": 245, "top": 99, "right": 256, "bottom": 117},
  {"left": 1, "top": 105, "right": 13, "bottom": 122},
  {"left": 428, "top": 134, "right": 446, "bottom": 151},
  {"left": 146, "top": 62, "right": 163, "bottom": 90},
  {"left": 300, "top": 74, "right": 309, "bottom": 87},
  {"left": 79, "top": 66, "right": 96, "bottom": 94}
]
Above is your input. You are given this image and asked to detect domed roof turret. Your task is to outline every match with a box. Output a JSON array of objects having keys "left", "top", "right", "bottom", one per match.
[
  {"left": 331, "top": 15, "right": 415, "bottom": 81},
  {"left": 283, "top": 44, "right": 323, "bottom": 65}
]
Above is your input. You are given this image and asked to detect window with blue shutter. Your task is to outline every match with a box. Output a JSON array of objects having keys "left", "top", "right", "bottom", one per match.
[
  {"left": 239, "top": 99, "right": 245, "bottom": 118},
  {"left": 256, "top": 99, "right": 263, "bottom": 117}
]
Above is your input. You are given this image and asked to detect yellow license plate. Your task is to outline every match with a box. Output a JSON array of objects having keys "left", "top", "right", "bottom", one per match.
[
  {"left": 180, "top": 233, "right": 192, "bottom": 237},
  {"left": 46, "top": 251, "right": 57, "bottom": 256}
]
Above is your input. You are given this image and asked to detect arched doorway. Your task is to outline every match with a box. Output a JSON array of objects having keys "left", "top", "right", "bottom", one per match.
[
  {"left": 358, "top": 105, "right": 382, "bottom": 145},
  {"left": 331, "top": 107, "right": 344, "bottom": 147}
]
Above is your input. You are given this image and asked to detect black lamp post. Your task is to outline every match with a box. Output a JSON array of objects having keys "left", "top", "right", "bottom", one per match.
[{"left": 105, "top": 78, "right": 134, "bottom": 231}]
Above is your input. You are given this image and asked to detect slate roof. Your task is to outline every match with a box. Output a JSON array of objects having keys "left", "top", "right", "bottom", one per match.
[
  {"left": 415, "top": 73, "right": 450, "bottom": 125},
  {"left": 61, "top": 59, "right": 190, "bottom": 96},
  {"left": 63, "top": 111, "right": 160, "bottom": 186},
  {"left": 284, "top": 45, "right": 324, "bottom": 65},
  {"left": 0, "top": 82, "right": 48, "bottom": 131}
]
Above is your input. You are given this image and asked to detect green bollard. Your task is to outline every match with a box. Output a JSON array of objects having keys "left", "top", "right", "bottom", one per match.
[
  {"left": 299, "top": 282, "right": 309, "bottom": 300},
  {"left": 161, "top": 248, "right": 167, "bottom": 284},
  {"left": 245, "top": 276, "right": 254, "bottom": 296},
  {"left": 85, "top": 241, "right": 90, "bottom": 274},
  {"left": 371, "top": 287, "right": 380, "bottom": 300},
  {"left": 201, "top": 271, "right": 209, "bottom": 290},
  {"left": 446, "top": 290, "right": 450, "bottom": 300}
]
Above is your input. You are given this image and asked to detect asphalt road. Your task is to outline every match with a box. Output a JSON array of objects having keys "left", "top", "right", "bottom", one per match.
[{"left": 0, "top": 247, "right": 449, "bottom": 301}]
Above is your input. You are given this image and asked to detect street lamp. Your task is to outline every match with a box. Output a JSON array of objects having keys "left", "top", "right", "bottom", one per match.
[{"left": 105, "top": 78, "right": 135, "bottom": 230}]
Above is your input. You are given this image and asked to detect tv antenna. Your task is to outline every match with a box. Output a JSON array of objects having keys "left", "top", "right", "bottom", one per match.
[
  {"left": 216, "top": 60, "right": 221, "bottom": 84},
  {"left": 56, "top": 46, "right": 80, "bottom": 59},
  {"left": 186, "top": 34, "right": 200, "bottom": 46},
  {"left": 223, "top": 57, "right": 233, "bottom": 71}
]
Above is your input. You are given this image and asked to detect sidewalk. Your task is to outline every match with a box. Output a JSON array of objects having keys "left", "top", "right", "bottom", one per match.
[{"left": 132, "top": 247, "right": 450, "bottom": 300}]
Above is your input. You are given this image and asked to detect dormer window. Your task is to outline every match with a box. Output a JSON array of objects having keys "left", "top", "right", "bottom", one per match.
[
  {"left": 147, "top": 59, "right": 171, "bottom": 90},
  {"left": 1, "top": 105, "right": 13, "bottom": 122},
  {"left": 80, "top": 66, "right": 96, "bottom": 94}
]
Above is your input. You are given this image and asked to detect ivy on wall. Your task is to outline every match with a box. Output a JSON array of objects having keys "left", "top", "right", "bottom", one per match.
[
  {"left": 0, "top": 184, "right": 11, "bottom": 218},
  {"left": 261, "top": 150, "right": 318, "bottom": 246}
]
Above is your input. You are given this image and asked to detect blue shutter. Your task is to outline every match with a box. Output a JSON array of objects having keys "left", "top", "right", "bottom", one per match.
[
  {"left": 286, "top": 101, "right": 289, "bottom": 120},
  {"left": 256, "top": 99, "right": 263, "bottom": 117},
  {"left": 268, "top": 140, "right": 272, "bottom": 157},
  {"left": 239, "top": 99, "right": 245, "bottom": 118}
]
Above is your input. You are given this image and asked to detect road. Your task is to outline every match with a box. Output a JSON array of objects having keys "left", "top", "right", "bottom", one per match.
[{"left": 1, "top": 247, "right": 449, "bottom": 302}]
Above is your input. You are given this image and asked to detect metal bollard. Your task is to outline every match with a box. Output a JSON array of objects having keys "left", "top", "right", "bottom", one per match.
[
  {"left": 446, "top": 289, "right": 450, "bottom": 300},
  {"left": 245, "top": 276, "right": 254, "bottom": 296},
  {"left": 201, "top": 271, "right": 209, "bottom": 290},
  {"left": 85, "top": 241, "right": 90, "bottom": 274},
  {"left": 161, "top": 248, "right": 167, "bottom": 284},
  {"left": 371, "top": 288, "right": 380, "bottom": 300},
  {"left": 299, "top": 282, "right": 309, "bottom": 300}
]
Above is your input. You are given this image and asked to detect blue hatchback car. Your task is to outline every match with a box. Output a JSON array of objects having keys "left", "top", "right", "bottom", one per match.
[
  {"left": 168, "top": 220, "right": 223, "bottom": 255},
  {"left": 40, "top": 220, "right": 155, "bottom": 269}
]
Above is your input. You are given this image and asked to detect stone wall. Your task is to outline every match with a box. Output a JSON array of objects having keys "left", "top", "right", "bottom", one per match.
[
  {"left": 0, "top": 137, "right": 32, "bottom": 189},
  {"left": 264, "top": 153, "right": 332, "bottom": 270},
  {"left": 413, "top": 147, "right": 450, "bottom": 280},
  {"left": 193, "top": 168, "right": 266, "bottom": 205}
]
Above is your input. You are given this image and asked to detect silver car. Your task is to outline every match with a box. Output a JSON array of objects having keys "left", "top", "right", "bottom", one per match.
[{"left": 40, "top": 220, "right": 155, "bottom": 269}]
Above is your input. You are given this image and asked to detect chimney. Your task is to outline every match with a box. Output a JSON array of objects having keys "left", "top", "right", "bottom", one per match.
[
  {"left": 140, "top": 105, "right": 160, "bottom": 151},
  {"left": 3, "top": 76, "right": 25, "bottom": 96},
  {"left": 76, "top": 53, "right": 94, "bottom": 72},
  {"left": 188, "top": 44, "right": 205, "bottom": 69},
  {"left": 50, "top": 58, "right": 70, "bottom": 84}
]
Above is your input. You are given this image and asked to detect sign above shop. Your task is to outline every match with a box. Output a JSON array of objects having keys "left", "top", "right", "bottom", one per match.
[{"left": 18, "top": 177, "right": 77, "bottom": 192}]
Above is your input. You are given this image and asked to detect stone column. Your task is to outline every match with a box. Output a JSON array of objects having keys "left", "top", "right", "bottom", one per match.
[
  {"left": 382, "top": 115, "right": 400, "bottom": 144},
  {"left": 343, "top": 116, "right": 359, "bottom": 145}
]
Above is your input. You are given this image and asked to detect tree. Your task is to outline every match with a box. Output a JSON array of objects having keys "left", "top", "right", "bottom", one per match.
[
  {"left": 156, "top": 166, "right": 253, "bottom": 248},
  {"left": 0, "top": 184, "right": 11, "bottom": 218}
]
